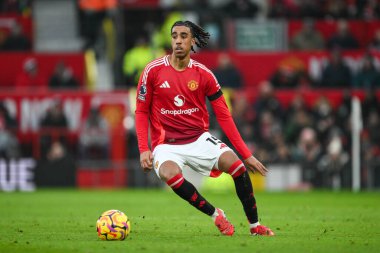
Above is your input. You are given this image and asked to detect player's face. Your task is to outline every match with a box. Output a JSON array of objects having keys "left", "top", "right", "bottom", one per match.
[{"left": 171, "top": 25, "right": 195, "bottom": 58}]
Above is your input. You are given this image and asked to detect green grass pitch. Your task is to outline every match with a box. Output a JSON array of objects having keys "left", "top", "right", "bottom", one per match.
[{"left": 0, "top": 189, "right": 379, "bottom": 253}]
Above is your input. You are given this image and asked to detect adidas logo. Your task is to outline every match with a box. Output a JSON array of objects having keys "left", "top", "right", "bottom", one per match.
[{"left": 160, "top": 81, "right": 170, "bottom": 88}]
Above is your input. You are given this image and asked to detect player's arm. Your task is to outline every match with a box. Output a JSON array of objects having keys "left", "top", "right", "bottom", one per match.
[
  {"left": 209, "top": 91, "right": 268, "bottom": 176},
  {"left": 135, "top": 69, "right": 153, "bottom": 171}
]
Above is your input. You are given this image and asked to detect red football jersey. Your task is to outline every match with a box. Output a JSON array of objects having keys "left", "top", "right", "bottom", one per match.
[{"left": 135, "top": 55, "right": 220, "bottom": 151}]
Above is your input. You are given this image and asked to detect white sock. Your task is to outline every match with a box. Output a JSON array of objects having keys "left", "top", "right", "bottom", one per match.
[{"left": 249, "top": 222, "right": 260, "bottom": 229}]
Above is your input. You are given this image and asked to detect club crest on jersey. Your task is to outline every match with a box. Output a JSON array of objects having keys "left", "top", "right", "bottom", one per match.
[
  {"left": 155, "top": 161, "right": 159, "bottom": 169},
  {"left": 187, "top": 80, "right": 199, "bottom": 91},
  {"left": 138, "top": 83, "right": 147, "bottom": 101}
]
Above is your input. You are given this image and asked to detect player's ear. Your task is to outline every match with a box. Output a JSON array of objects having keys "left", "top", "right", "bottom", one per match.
[{"left": 191, "top": 37, "right": 195, "bottom": 47}]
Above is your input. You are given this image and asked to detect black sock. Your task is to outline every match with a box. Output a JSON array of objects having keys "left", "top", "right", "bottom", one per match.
[
  {"left": 167, "top": 174, "right": 215, "bottom": 216},
  {"left": 233, "top": 171, "right": 258, "bottom": 224}
]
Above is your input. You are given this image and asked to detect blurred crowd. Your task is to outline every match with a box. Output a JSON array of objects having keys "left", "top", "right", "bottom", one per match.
[
  {"left": 210, "top": 82, "right": 380, "bottom": 190},
  {"left": 12, "top": 58, "right": 81, "bottom": 91},
  {"left": 1, "top": 1, "right": 380, "bottom": 89},
  {"left": 0, "top": 0, "right": 380, "bottom": 189},
  {"left": 0, "top": 0, "right": 32, "bottom": 15},
  {"left": 120, "top": 1, "right": 380, "bottom": 89},
  {"left": 267, "top": 0, "right": 380, "bottom": 20}
]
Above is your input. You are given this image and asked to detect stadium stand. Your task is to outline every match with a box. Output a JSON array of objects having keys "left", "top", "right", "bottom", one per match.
[{"left": 1, "top": 0, "right": 380, "bottom": 190}]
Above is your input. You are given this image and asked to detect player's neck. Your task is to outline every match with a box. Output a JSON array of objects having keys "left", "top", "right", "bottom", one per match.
[{"left": 169, "top": 54, "right": 190, "bottom": 71}]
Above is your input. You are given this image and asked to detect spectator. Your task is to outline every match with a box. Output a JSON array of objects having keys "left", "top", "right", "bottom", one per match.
[
  {"left": 312, "top": 96, "right": 336, "bottom": 144},
  {"left": 352, "top": 53, "right": 380, "bottom": 90},
  {"left": 221, "top": 0, "right": 260, "bottom": 19},
  {"left": 369, "top": 29, "right": 380, "bottom": 51},
  {"left": 356, "top": 0, "right": 380, "bottom": 19},
  {"left": 253, "top": 81, "right": 283, "bottom": 122},
  {"left": 40, "top": 100, "right": 68, "bottom": 129},
  {"left": 292, "top": 127, "right": 323, "bottom": 188},
  {"left": 325, "top": 0, "right": 349, "bottom": 19},
  {"left": 363, "top": 109, "right": 380, "bottom": 184},
  {"left": 362, "top": 112, "right": 380, "bottom": 188},
  {"left": 326, "top": 20, "right": 359, "bottom": 50},
  {"left": 79, "top": 107, "right": 110, "bottom": 160},
  {"left": 49, "top": 61, "right": 80, "bottom": 90},
  {"left": 39, "top": 100, "right": 69, "bottom": 160},
  {"left": 272, "top": 133, "right": 292, "bottom": 163},
  {"left": 362, "top": 89, "right": 380, "bottom": 124},
  {"left": 270, "top": 57, "right": 312, "bottom": 88},
  {"left": 0, "top": 102, "right": 19, "bottom": 158},
  {"left": 366, "top": 110, "right": 380, "bottom": 151},
  {"left": 320, "top": 49, "right": 352, "bottom": 87},
  {"left": 0, "top": 30, "right": 6, "bottom": 48},
  {"left": 268, "top": 0, "right": 299, "bottom": 18},
  {"left": 318, "top": 135, "right": 350, "bottom": 189},
  {"left": 0, "top": 101, "right": 17, "bottom": 129},
  {"left": 0, "top": 21, "right": 31, "bottom": 51},
  {"left": 361, "top": 90, "right": 380, "bottom": 188},
  {"left": 35, "top": 100, "right": 76, "bottom": 187},
  {"left": 238, "top": 122, "right": 255, "bottom": 147},
  {"left": 15, "top": 58, "right": 48, "bottom": 91},
  {"left": 284, "top": 94, "right": 313, "bottom": 145},
  {"left": 220, "top": 94, "right": 251, "bottom": 154},
  {"left": 254, "top": 110, "right": 282, "bottom": 154},
  {"left": 213, "top": 53, "right": 243, "bottom": 89},
  {"left": 290, "top": 19, "right": 325, "bottom": 51},
  {"left": 78, "top": 0, "right": 117, "bottom": 52},
  {"left": 122, "top": 35, "right": 165, "bottom": 87},
  {"left": 0, "top": 0, "right": 32, "bottom": 15},
  {"left": 286, "top": 93, "right": 310, "bottom": 119},
  {"left": 336, "top": 90, "right": 352, "bottom": 138},
  {"left": 297, "top": 0, "right": 324, "bottom": 18},
  {"left": 250, "top": 81, "right": 285, "bottom": 162},
  {"left": 270, "top": 65, "right": 299, "bottom": 88}
]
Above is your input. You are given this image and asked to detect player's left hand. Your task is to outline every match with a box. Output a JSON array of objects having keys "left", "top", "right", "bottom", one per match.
[{"left": 244, "top": 156, "right": 268, "bottom": 176}]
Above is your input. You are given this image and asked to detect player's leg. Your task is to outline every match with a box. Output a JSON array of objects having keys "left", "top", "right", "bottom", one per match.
[
  {"left": 154, "top": 140, "right": 234, "bottom": 236},
  {"left": 217, "top": 152, "right": 259, "bottom": 224},
  {"left": 158, "top": 160, "right": 216, "bottom": 217},
  {"left": 218, "top": 151, "right": 274, "bottom": 236},
  {"left": 159, "top": 160, "right": 234, "bottom": 235}
]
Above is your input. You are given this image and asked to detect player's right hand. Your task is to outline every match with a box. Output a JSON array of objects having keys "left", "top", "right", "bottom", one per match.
[{"left": 140, "top": 150, "right": 153, "bottom": 173}]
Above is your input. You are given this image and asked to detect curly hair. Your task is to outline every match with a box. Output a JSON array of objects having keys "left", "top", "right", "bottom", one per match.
[{"left": 171, "top": 20, "right": 210, "bottom": 52}]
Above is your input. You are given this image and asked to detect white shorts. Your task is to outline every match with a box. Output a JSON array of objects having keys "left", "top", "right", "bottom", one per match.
[{"left": 152, "top": 132, "right": 232, "bottom": 178}]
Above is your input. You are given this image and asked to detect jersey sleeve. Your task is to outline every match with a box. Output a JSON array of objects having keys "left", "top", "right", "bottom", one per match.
[
  {"left": 135, "top": 66, "right": 155, "bottom": 153},
  {"left": 210, "top": 95, "right": 252, "bottom": 160},
  {"left": 204, "top": 68, "right": 221, "bottom": 97}
]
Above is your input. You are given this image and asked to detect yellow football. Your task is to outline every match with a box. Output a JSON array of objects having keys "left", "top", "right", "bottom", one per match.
[{"left": 96, "top": 210, "right": 131, "bottom": 240}]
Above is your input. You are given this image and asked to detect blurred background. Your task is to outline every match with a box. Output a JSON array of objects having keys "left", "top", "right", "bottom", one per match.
[{"left": 0, "top": 0, "right": 379, "bottom": 192}]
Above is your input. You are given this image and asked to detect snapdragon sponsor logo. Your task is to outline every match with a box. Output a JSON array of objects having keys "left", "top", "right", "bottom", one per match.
[
  {"left": 174, "top": 95, "right": 185, "bottom": 107},
  {"left": 160, "top": 107, "right": 199, "bottom": 116}
]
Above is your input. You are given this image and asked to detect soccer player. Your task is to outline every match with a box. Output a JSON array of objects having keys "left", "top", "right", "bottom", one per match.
[{"left": 135, "top": 20, "right": 274, "bottom": 236}]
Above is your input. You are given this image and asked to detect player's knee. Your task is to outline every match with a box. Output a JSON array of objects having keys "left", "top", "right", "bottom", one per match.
[
  {"left": 158, "top": 161, "right": 181, "bottom": 182},
  {"left": 218, "top": 151, "right": 240, "bottom": 173}
]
